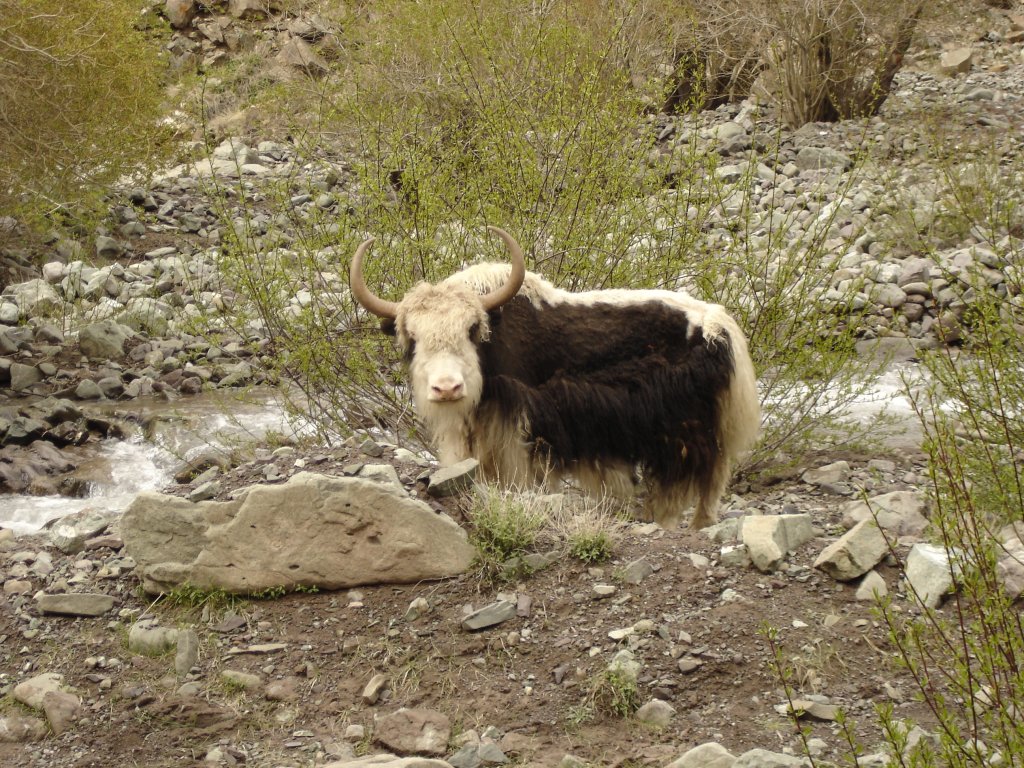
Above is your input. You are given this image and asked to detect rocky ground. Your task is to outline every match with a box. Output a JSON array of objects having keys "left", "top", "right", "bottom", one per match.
[
  {"left": 2, "top": 438, "right": 965, "bottom": 768},
  {"left": 3, "top": 2, "right": 1024, "bottom": 767}
]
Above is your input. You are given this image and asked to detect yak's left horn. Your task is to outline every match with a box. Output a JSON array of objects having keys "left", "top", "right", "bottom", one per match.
[
  {"left": 480, "top": 226, "right": 526, "bottom": 312},
  {"left": 350, "top": 237, "right": 400, "bottom": 319}
]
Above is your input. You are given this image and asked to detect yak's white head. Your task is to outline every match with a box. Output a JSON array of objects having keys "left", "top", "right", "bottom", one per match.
[{"left": 350, "top": 227, "right": 526, "bottom": 430}]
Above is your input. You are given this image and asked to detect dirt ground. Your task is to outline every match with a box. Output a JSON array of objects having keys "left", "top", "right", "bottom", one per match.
[{"left": 1, "top": 441, "right": 940, "bottom": 768}]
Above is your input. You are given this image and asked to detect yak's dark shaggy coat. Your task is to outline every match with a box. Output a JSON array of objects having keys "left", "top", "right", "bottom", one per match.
[{"left": 478, "top": 297, "right": 734, "bottom": 508}]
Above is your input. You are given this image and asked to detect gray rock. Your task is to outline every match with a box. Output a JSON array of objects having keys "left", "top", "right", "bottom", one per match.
[
  {"left": 635, "top": 698, "right": 675, "bottom": 727},
  {"left": 128, "top": 624, "right": 179, "bottom": 655},
  {"left": 79, "top": 319, "right": 134, "bottom": 359},
  {"left": 276, "top": 37, "right": 330, "bottom": 76},
  {"left": 607, "top": 649, "right": 640, "bottom": 683},
  {"left": 801, "top": 461, "right": 850, "bottom": 486},
  {"left": 872, "top": 283, "right": 907, "bottom": 309},
  {"left": 95, "top": 236, "right": 123, "bottom": 259},
  {"left": 265, "top": 677, "right": 300, "bottom": 702},
  {"left": 75, "top": 379, "right": 104, "bottom": 400},
  {"left": 813, "top": 520, "right": 889, "bottom": 581},
  {"left": 996, "top": 539, "right": 1024, "bottom": 601},
  {"left": 620, "top": 557, "right": 655, "bottom": 584},
  {"left": 36, "top": 592, "right": 115, "bottom": 617},
  {"left": 119, "top": 297, "right": 173, "bottom": 336},
  {"left": 0, "top": 301, "right": 18, "bottom": 323},
  {"left": 0, "top": 714, "right": 48, "bottom": 743},
  {"left": 666, "top": 742, "right": 737, "bottom": 768},
  {"left": 841, "top": 491, "right": 929, "bottom": 537},
  {"left": 175, "top": 629, "right": 201, "bottom": 678},
  {"left": 42, "top": 690, "right": 81, "bottom": 736},
  {"left": 165, "top": 0, "right": 197, "bottom": 29},
  {"left": 222, "top": 669, "right": 263, "bottom": 690},
  {"left": 741, "top": 514, "right": 816, "bottom": 572},
  {"left": 49, "top": 509, "right": 112, "bottom": 553},
  {"left": 362, "top": 673, "right": 389, "bottom": 705},
  {"left": 228, "top": 0, "right": 270, "bottom": 19},
  {"left": 122, "top": 472, "right": 475, "bottom": 594},
  {"left": 427, "top": 458, "right": 479, "bottom": 497},
  {"left": 9, "top": 362, "right": 41, "bottom": 392},
  {"left": 733, "top": 748, "right": 806, "bottom": 768},
  {"left": 719, "top": 543, "right": 751, "bottom": 568},
  {"left": 373, "top": 707, "right": 451, "bottom": 757},
  {"left": 855, "top": 570, "right": 888, "bottom": 601},
  {"left": 321, "top": 755, "right": 453, "bottom": 768},
  {"left": 13, "top": 673, "right": 65, "bottom": 709},
  {"left": 940, "top": 47, "right": 973, "bottom": 75},
  {"left": 359, "top": 463, "right": 403, "bottom": 487},
  {"left": 5, "top": 279, "right": 61, "bottom": 316},
  {"left": 905, "top": 543, "right": 957, "bottom": 608},
  {"left": 462, "top": 600, "right": 517, "bottom": 631},
  {"left": 795, "top": 147, "right": 852, "bottom": 171},
  {"left": 898, "top": 258, "right": 932, "bottom": 286}
]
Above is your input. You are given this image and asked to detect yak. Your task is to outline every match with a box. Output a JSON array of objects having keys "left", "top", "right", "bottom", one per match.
[{"left": 350, "top": 226, "right": 760, "bottom": 529}]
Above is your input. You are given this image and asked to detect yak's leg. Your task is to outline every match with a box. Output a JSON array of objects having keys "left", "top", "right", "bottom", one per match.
[
  {"left": 689, "top": 456, "right": 734, "bottom": 529},
  {"left": 646, "top": 480, "right": 696, "bottom": 530}
]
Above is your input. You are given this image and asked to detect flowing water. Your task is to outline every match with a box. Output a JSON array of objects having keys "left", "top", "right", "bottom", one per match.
[{"left": 0, "top": 389, "right": 304, "bottom": 534}]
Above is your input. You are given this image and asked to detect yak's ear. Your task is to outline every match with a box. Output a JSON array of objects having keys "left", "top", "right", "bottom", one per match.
[{"left": 379, "top": 317, "right": 397, "bottom": 336}]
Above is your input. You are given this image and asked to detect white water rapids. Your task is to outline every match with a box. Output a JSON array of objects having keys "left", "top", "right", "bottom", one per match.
[{"left": 1, "top": 391, "right": 302, "bottom": 535}]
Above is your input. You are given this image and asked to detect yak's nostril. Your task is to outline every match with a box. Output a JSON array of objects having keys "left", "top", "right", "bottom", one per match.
[{"left": 430, "top": 380, "right": 464, "bottom": 401}]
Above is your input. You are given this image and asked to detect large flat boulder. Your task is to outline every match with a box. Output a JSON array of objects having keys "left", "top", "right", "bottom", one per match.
[{"left": 121, "top": 472, "right": 475, "bottom": 594}]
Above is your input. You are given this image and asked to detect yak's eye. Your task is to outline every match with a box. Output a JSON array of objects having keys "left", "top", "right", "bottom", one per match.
[
  {"left": 468, "top": 322, "right": 481, "bottom": 343},
  {"left": 403, "top": 337, "right": 416, "bottom": 363}
]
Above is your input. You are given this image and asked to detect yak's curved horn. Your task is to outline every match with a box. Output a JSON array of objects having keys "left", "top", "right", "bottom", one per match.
[
  {"left": 350, "top": 237, "right": 399, "bottom": 319},
  {"left": 480, "top": 226, "right": 526, "bottom": 312}
]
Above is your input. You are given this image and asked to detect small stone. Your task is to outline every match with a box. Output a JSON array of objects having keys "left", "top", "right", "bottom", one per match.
[
  {"left": 175, "top": 630, "right": 200, "bottom": 678},
  {"left": 855, "top": 570, "right": 888, "bottom": 601},
  {"left": 13, "top": 673, "right": 65, "bottom": 710},
  {"left": 786, "top": 698, "right": 840, "bottom": 721},
  {"left": 635, "top": 699, "right": 676, "bottom": 727},
  {"left": 620, "top": 557, "right": 655, "bottom": 584},
  {"left": 265, "top": 677, "right": 300, "bottom": 702},
  {"left": 128, "top": 624, "right": 179, "bottom": 655},
  {"left": 343, "top": 723, "right": 366, "bottom": 741},
  {"left": 42, "top": 690, "right": 81, "bottom": 736},
  {"left": 75, "top": 379, "right": 104, "bottom": 400},
  {"left": 36, "top": 592, "right": 115, "bottom": 617},
  {"left": 939, "top": 47, "right": 973, "bottom": 76},
  {"left": 905, "top": 543, "right": 957, "bottom": 608},
  {"left": 0, "top": 714, "right": 48, "bottom": 743},
  {"left": 405, "top": 597, "right": 431, "bottom": 621},
  {"left": 802, "top": 461, "right": 850, "bottom": 486},
  {"left": 427, "top": 459, "right": 479, "bottom": 496},
  {"left": 362, "top": 673, "right": 388, "bottom": 705},
  {"left": 462, "top": 600, "right": 517, "bottom": 631},
  {"left": 665, "top": 742, "right": 736, "bottom": 768},
  {"left": 677, "top": 657, "right": 702, "bottom": 674},
  {"left": 814, "top": 520, "right": 889, "bottom": 581},
  {"left": 373, "top": 707, "right": 451, "bottom": 757},
  {"left": 221, "top": 669, "right": 263, "bottom": 690}
]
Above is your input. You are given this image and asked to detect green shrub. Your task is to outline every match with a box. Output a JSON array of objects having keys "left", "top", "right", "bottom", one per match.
[
  {"left": 467, "top": 487, "right": 546, "bottom": 577},
  {"left": 587, "top": 666, "right": 640, "bottom": 718},
  {"left": 568, "top": 530, "right": 616, "bottom": 564},
  {"left": 0, "top": 0, "right": 168, "bottom": 234}
]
